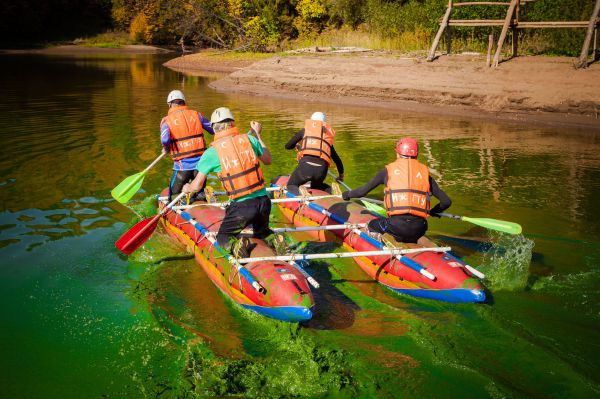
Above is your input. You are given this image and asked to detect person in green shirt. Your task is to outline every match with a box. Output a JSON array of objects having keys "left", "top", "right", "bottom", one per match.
[{"left": 182, "top": 107, "right": 275, "bottom": 256}]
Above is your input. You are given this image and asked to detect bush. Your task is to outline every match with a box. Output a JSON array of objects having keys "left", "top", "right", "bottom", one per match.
[
  {"left": 129, "top": 13, "right": 152, "bottom": 43},
  {"left": 106, "top": 0, "right": 595, "bottom": 56},
  {"left": 295, "top": 0, "right": 329, "bottom": 38}
]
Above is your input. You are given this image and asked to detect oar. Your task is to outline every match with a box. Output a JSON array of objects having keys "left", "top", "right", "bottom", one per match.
[
  {"left": 115, "top": 192, "right": 185, "bottom": 255},
  {"left": 326, "top": 170, "right": 383, "bottom": 207},
  {"left": 336, "top": 177, "right": 522, "bottom": 235},
  {"left": 111, "top": 152, "right": 167, "bottom": 204},
  {"left": 437, "top": 213, "right": 522, "bottom": 235},
  {"left": 360, "top": 199, "right": 387, "bottom": 217}
]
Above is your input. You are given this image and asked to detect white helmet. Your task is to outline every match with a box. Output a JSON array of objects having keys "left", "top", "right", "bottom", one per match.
[
  {"left": 167, "top": 90, "right": 186, "bottom": 104},
  {"left": 210, "top": 107, "right": 235, "bottom": 124},
  {"left": 311, "top": 111, "right": 326, "bottom": 123}
]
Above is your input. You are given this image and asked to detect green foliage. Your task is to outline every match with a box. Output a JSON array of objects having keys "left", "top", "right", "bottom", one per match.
[
  {"left": 73, "top": 31, "right": 136, "bottom": 48},
  {"left": 295, "top": 0, "right": 330, "bottom": 38},
  {"left": 244, "top": 16, "right": 281, "bottom": 50},
  {"left": 519, "top": 0, "right": 595, "bottom": 56},
  {"left": 364, "top": 0, "right": 445, "bottom": 38},
  {"left": 4, "top": 0, "right": 592, "bottom": 55}
]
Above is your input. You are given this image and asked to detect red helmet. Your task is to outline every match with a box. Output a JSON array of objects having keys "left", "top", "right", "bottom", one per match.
[{"left": 396, "top": 137, "right": 418, "bottom": 157}]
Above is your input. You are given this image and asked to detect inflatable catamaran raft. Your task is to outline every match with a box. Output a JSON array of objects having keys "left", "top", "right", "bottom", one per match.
[
  {"left": 270, "top": 176, "right": 486, "bottom": 303},
  {"left": 156, "top": 188, "right": 316, "bottom": 322}
]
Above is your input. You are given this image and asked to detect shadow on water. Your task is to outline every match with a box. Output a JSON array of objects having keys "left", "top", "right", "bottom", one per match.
[{"left": 298, "top": 243, "right": 362, "bottom": 330}]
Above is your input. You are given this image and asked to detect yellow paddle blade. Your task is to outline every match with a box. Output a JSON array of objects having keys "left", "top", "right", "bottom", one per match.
[
  {"left": 111, "top": 171, "right": 146, "bottom": 204},
  {"left": 361, "top": 200, "right": 387, "bottom": 217},
  {"left": 461, "top": 216, "right": 522, "bottom": 235}
]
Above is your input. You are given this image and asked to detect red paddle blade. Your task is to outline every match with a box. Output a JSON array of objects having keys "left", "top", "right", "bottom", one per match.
[{"left": 115, "top": 215, "right": 161, "bottom": 255}]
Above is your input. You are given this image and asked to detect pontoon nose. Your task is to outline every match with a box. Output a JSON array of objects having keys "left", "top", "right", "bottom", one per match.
[{"left": 250, "top": 305, "right": 314, "bottom": 322}]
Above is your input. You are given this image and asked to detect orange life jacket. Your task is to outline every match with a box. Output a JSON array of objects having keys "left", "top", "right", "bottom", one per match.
[
  {"left": 297, "top": 119, "right": 336, "bottom": 165},
  {"left": 212, "top": 127, "right": 265, "bottom": 200},
  {"left": 384, "top": 158, "right": 431, "bottom": 218},
  {"left": 163, "top": 105, "right": 206, "bottom": 161}
]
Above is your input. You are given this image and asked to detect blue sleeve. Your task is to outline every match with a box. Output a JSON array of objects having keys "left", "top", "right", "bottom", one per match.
[
  {"left": 160, "top": 121, "right": 171, "bottom": 150},
  {"left": 200, "top": 114, "right": 214, "bottom": 135}
]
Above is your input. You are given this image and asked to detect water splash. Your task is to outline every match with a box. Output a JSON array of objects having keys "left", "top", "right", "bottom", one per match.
[
  {"left": 479, "top": 232, "right": 534, "bottom": 291},
  {"left": 124, "top": 195, "right": 160, "bottom": 221}
]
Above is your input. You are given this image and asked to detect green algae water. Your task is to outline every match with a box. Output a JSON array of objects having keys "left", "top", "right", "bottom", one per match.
[{"left": 1, "top": 53, "right": 599, "bottom": 398}]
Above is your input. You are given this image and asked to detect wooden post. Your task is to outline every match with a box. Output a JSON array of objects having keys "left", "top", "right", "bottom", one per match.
[
  {"left": 595, "top": 26, "right": 600, "bottom": 61},
  {"left": 427, "top": 0, "right": 454, "bottom": 61},
  {"left": 487, "top": 34, "right": 494, "bottom": 67},
  {"left": 512, "top": 2, "right": 519, "bottom": 58},
  {"left": 511, "top": 27, "right": 518, "bottom": 57},
  {"left": 447, "top": 25, "right": 452, "bottom": 55},
  {"left": 576, "top": 0, "right": 600, "bottom": 68},
  {"left": 492, "top": 0, "right": 518, "bottom": 67}
]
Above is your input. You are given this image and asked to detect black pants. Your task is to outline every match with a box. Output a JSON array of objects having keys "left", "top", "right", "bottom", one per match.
[
  {"left": 217, "top": 195, "right": 273, "bottom": 250},
  {"left": 368, "top": 215, "right": 428, "bottom": 244},
  {"left": 287, "top": 156, "right": 331, "bottom": 193},
  {"left": 168, "top": 170, "right": 206, "bottom": 202}
]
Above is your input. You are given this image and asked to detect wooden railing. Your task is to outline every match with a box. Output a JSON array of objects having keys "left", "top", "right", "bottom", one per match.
[{"left": 426, "top": 0, "right": 600, "bottom": 68}]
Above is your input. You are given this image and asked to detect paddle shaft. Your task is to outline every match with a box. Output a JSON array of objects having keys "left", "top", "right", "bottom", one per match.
[
  {"left": 437, "top": 212, "right": 461, "bottom": 220},
  {"left": 145, "top": 152, "right": 167, "bottom": 172},
  {"left": 437, "top": 212, "right": 522, "bottom": 235},
  {"left": 326, "top": 170, "right": 383, "bottom": 204},
  {"left": 124, "top": 152, "right": 167, "bottom": 191}
]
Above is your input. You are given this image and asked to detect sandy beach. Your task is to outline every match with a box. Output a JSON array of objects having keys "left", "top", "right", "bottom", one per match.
[{"left": 165, "top": 51, "right": 600, "bottom": 130}]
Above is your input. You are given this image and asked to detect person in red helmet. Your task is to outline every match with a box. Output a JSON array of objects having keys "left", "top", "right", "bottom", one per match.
[{"left": 341, "top": 137, "right": 451, "bottom": 243}]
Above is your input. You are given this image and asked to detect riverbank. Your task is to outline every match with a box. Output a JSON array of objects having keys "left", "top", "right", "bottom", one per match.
[
  {"left": 163, "top": 50, "right": 275, "bottom": 74},
  {"left": 165, "top": 50, "right": 600, "bottom": 130}
]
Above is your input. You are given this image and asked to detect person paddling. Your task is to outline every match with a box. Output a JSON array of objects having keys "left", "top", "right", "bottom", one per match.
[
  {"left": 182, "top": 107, "right": 283, "bottom": 257},
  {"left": 341, "top": 138, "right": 451, "bottom": 243},
  {"left": 285, "top": 112, "right": 344, "bottom": 193},
  {"left": 161, "top": 90, "right": 214, "bottom": 202}
]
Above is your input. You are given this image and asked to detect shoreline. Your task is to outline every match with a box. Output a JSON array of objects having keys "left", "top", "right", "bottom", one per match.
[
  {"left": 166, "top": 51, "right": 600, "bottom": 130},
  {"left": 0, "top": 44, "right": 173, "bottom": 55}
]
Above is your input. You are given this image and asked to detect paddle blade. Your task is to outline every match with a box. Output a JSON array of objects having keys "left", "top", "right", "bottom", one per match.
[
  {"left": 111, "top": 172, "right": 146, "bottom": 204},
  {"left": 361, "top": 200, "right": 387, "bottom": 217},
  {"left": 115, "top": 215, "right": 160, "bottom": 254},
  {"left": 462, "top": 216, "right": 522, "bottom": 235}
]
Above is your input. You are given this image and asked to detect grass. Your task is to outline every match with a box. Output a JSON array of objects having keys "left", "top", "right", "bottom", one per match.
[
  {"left": 73, "top": 31, "right": 136, "bottom": 48},
  {"left": 186, "top": 49, "right": 275, "bottom": 62},
  {"left": 297, "top": 26, "right": 433, "bottom": 53}
]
